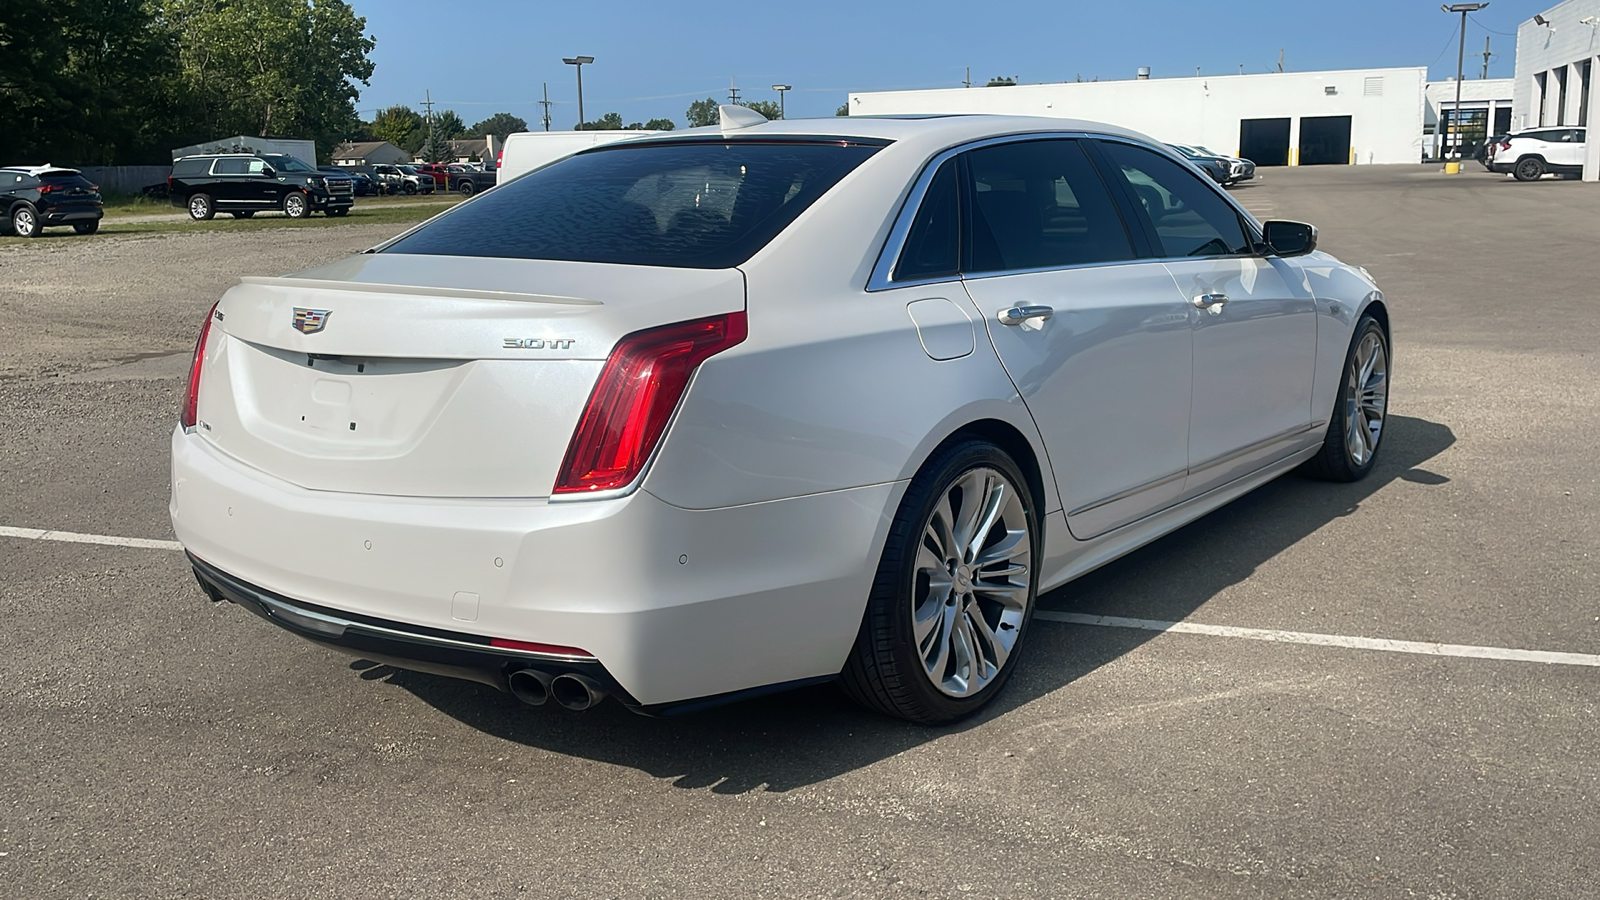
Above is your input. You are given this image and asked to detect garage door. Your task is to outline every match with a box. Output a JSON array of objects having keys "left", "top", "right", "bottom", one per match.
[{"left": 1299, "top": 116, "right": 1352, "bottom": 166}]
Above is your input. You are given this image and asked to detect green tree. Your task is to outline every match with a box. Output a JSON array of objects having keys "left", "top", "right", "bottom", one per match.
[
  {"left": 369, "top": 104, "right": 424, "bottom": 152},
  {"left": 577, "top": 111, "right": 624, "bottom": 131},
  {"left": 643, "top": 117, "right": 676, "bottom": 131},
  {"left": 986, "top": 76, "right": 1018, "bottom": 86},
  {"left": 467, "top": 112, "right": 528, "bottom": 140},
  {"left": 164, "top": 0, "right": 376, "bottom": 160},
  {"left": 431, "top": 109, "right": 465, "bottom": 141},
  {"left": 685, "top": 98, "right": 719, "bottom": 127},
  {"left": 742, "top": 100, "right": 781, "bottom": 120},
  {"left": 836, "top": 102, "right": 850, "bottom": 116}
]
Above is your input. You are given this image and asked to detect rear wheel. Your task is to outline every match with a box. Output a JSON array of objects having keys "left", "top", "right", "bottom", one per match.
[
  {"left": 842, "top": 440, "right": 1038, "bottom": 724},
  {"left": 1514, "top": 157, "right": 1545, "bottom": 182},
  {"left": 1302, "top": 314, "right": 1389, "bottom": 482},
  {"left": 73, "top": 220, "right": 99, "bottom": 235},
  {"left": 11, "top": 204, "right": 40, "bottom": 237},
  {"left": 457, "top": 179, "right": 476, "bottom": 196},
  {"left": 283, "top": 192, "right": 309, "bottom": 219},
  {"left": 188, "top": 194, "right": 215, "bottom": 220}
]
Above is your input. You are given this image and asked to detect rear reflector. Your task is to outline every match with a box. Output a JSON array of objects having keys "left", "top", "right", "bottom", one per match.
[
  {"left": 181, "top": 302, "right": 219, "bottom": 429},
  {"left": 489, "top": 637, "right": 595, "bottom": 658},
  {"left": 554, "top": 311, "right": 747, "bottom": 495}
]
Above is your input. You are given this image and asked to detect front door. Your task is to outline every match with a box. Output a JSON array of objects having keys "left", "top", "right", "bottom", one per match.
[
  {"left": 957, "top": 138, "right": 1194, "bottom": 540},
  {"left": 1094, "top": 140, "right": 1318, "bottom": 499}
]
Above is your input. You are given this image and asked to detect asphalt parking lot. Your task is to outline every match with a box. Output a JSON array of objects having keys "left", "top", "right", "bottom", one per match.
[{"left": 2, "top": 164, "right": 1596, "bottom": 898}]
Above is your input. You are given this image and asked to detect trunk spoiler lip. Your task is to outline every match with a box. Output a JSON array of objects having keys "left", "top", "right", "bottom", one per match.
[{"left": 237, "top": 274, "right": 603, "bottom": 307}]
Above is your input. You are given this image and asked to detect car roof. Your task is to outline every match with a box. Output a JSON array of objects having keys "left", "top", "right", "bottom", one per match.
[
  {"left": 612, "top": 113, "right": 1165, "bottom": 158},
  {"left": 0, "top": 165, "right": 82, "bottom": 176}
]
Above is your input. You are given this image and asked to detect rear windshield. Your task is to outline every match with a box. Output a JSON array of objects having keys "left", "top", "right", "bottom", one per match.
[
  {"left": 40, "top": 172, "right": 94, "bottom": 187},
  {"left": 382, "top": 139, "right": 883, "bottom": 268}
]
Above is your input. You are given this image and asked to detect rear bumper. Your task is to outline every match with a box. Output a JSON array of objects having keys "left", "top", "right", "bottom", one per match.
[
  {"left": 41, "top": 207, "right": 102, "bottom": 224},
  {"left": 170, "top": 429, "right": 896, "bottom": 707},
  {"left": 1490, "top": 161, "right": 1516, "bottom": 174}
]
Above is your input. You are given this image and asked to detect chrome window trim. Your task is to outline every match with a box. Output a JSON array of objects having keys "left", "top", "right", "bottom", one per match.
[{"left": 867, "top": 130, "right": 1272, "bottom": 293}]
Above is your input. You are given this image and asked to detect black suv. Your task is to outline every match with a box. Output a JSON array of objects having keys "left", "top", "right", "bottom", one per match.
[
  {"left": 168, "top": 153, "right": 353, "bottom": 220},
  {"left": 0, "top": 166, "right": 104, "bottom": 237}
]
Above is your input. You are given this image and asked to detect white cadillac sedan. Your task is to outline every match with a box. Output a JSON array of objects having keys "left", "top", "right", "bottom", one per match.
[{"left": 172, "top": 111, "right": 1389, "bottom": 723}]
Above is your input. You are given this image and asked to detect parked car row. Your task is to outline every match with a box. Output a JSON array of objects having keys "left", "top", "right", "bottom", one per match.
[
  {"left": 0, "top": 165, "right": 104, "bottom": 237},
  {"left": 416, "top": 162, "right": 497, "bottom": 195},
  {"left": 1168, "top": 144, "right": 1256, "bottom": 186}
]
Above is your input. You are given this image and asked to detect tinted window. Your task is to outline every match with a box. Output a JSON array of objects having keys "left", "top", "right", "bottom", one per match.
[
  {"left": 39, "top": 172, "right": 93, "bottom": 188},
  {"left": 172, "top": 159, "right": 208, "bottom": 177},
  {"left": 384, "top": 140, "right": 882, "bottom": 268},
  {"left": 963, "top": 139, "right": 1135, "bottom": 274},
  {"left": 893, "top": 159, "right": 959, "bottom": 281},
  {"left": 213, "top": 158, "right": 250, "bottom": 175},
  {"left": 1098, "top": 141, "right": 1250, "bottom": 258}
]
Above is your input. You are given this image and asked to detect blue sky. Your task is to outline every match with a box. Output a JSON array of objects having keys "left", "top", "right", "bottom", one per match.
[{"left": 356, "top": 0, "right": 1546, "bottom": 129}]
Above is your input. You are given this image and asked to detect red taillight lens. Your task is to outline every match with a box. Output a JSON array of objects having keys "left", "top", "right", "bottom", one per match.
[
  {"left": 181, "top": 302, "right": 219, "bottom": 429},
  {"left": 39, "top": 184, "right": 60, "bottom": 193},
  {"left": 489, "top": 637, "right": 595, "bottom": 658},
  {"left": 496, "top": 150, "right": 503, "bottom": 169},
  {"left": 553, "top": 311, "right": 747, "bottom": 495}
]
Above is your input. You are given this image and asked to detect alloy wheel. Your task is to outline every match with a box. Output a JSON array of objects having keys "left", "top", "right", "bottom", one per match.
[
  {"left": 911, "top": 467, "right": 1032, "bottom": 698},
  {"left": 14, "top": 208, "right": 37, "bottom": 237},
  {"left": 285, "top": 194, "right": 306, "bottom": 217},
  {"left": 1344, "top": 330, "right": 1388, "bottom": 466}
]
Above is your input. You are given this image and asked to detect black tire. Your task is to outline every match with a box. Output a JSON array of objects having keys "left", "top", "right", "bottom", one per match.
[
  {"left": 73, "top": 220, "right": 99, "bottom": 235},
  {"left": 188, "top": 193, "right": 215, "bottom": 220},
  {"left": 457, "top": 179, "right": 476, "bottom": 196},
  {"left": 282, "top": 192, "right": 310, "bottom": 219},
  {"left": 1302, "top": 315, "right": 1390, "bottom": 482},
  {"left": 229, "top": 211, "right": 255, "bottom": 219},
  {"left": 841, "top": 439, "right": 1040, "bottom": 724},
  {"left": 1514, "top": 156, "right": 1545, "bottom": 182},
  {"left": 11, "top": 204, "right": 41, "bottom": 237},
  {"left": 403, "top": 182, "right": 416, "bottom": 195}
]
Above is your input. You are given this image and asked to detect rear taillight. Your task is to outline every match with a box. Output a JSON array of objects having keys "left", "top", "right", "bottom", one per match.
[
  {"left": 39, "top": 184, "right": 60, "bottom": 193},
  {"left": 181, "top": 302, "right": 219, "bottom": 429},
  {"left": 553, "top": 311, "right": 747, "bottom": 495},
  {"left": 496, "top": 150, "right": 503, "bottom": 169}
]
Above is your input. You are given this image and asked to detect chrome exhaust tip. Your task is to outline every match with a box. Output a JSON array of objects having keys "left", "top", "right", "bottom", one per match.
[
  {"left": 550, "top": 673, "right": 606, "bottom": 711},
  {"left": 507, "top": 668, "right": 554, "bottom": 707}
]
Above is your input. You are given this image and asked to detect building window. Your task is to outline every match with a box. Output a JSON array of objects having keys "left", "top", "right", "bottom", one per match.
[
  {"left": 1556, "top": 67, "right": 1569, "bottom": 126},
  {"left": 1535, "top": 72, "right": 1548, "bottom": 126}
]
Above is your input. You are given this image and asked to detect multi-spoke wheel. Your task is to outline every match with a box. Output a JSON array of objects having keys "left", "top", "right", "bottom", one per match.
[
  {"left": 843, "top": 440, "right": 1038, "bottom": 723},
  {"left": 1304, "top": 314, "right": 1389, "bottom": 481}
]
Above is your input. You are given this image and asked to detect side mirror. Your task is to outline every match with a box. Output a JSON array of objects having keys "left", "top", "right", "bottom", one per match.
[
  {"left": 260, "top": 165, "right": 275, "bottom": 177},
  {"left": 1262, "top": 220, "right": 1317, "bottom": 257}
]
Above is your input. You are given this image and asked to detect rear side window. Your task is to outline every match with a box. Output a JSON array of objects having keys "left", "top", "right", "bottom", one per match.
[
  {"left": 383, "top": 140, "right": 882, "bottom": 268},
  {"left": 963, "top": 139, "right": 1136, "bottom": 274},
  {"left": 893, "top": 159, "right": 960, "bottom": 281},
  {"left": 213, "top": 158, "right": 250, "bottom": 175},
  {"left": 172, "top": 159, "right": 208, "bottom": 177},
  {"left": 1098, "top": 141, "right": 1251, "bottom": 258}
]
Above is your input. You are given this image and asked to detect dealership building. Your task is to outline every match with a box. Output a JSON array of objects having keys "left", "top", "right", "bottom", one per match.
[
  {"left": 849, "top": 67, "right": 1430, "bottom": 166},
  {"left": 1512, "top": 0, "right": 1600, "bottom": 179}
]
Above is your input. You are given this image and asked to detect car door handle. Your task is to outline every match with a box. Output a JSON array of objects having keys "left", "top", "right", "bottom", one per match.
[
  {"left": 998, "top": 305, "right": 1054, "bottom": 326},
  {"left": 1192, "top": 293, "right": 1229, "bottom": 314}
]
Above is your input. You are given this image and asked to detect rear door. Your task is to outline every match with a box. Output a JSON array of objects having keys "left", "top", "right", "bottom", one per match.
[
  {"left": 1094, "top": 140, "right": 1317, "bottom": 499},
  {"left": 958, "top": 138, "right": 1195, "bottom": 539}
]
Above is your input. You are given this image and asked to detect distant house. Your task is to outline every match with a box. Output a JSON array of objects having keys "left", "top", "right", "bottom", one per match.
[
  {"left": 417, "top": 136, "right": 502, "bottom": 164},
  {"left": 331, "top": 141, "right": 409, "bottom": 166}
]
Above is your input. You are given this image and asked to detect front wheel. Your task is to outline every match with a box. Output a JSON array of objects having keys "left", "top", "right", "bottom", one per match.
[
  {"left": 11, "top": 204, "right": 40, "bottom": 237},
  {"left": 402, "top": 182, "right": 416, "bottom": 195},
  {"left": 283, "top": 192, "right": 309, "bottom": 219},
  {"left": 1514, "top": 157, "right": 1545, "bottom": 182},
  {"left": 842, "top": 440, "right": 1038, "bottom": 724},
  {"left": 1302, "top": 315, "right": 1389, "bottom": 482}
]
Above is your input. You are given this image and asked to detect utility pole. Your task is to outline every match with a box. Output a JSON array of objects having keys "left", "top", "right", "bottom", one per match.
[
  {"left": 964, "top": 67, "right": 971, "bottom": 88},
  {"left": 1443, "top": 4, "right": 1490, "bottom": 160},
  {"left": 1480, "top": 36, "right": 1494, "bottom": 79},
  {"left": 728, "top": 78, "right": 741, "bottom": 105},
  {"left": 1277, "top": 49, "right": 1284, "bottom": 73},
  {"left": 422, "top": 89, "right": 434, "bottom": 161},
  {"left": 539, "top": 82, "right": 552, "bottom": 132}
]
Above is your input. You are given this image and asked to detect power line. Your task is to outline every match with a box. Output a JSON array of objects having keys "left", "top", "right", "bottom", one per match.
[
  {"left": 1429, "top": 19, "right": 1462, "bottom": 68},
  {"left": 1469, "top": 13, "right": 1517, "bottom": 36}
]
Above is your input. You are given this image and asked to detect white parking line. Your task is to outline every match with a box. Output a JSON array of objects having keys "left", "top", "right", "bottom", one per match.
[
  {"left": 0, "top": 525, "right": 184, "bottom": 552},
  {"left": 6, "top": 524, "right": 1597, "bottom": 669},
  {"left": 1036, "top": 611, "right": 1600, "bottom": 668}
]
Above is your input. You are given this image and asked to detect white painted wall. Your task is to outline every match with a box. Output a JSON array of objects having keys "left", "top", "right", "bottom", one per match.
[
  {"left": 1511, "top": 0, "right": 1600, "bottom": 179},
  {"left": 849, "top": 68, "right": 1428, "bottom": 165}
]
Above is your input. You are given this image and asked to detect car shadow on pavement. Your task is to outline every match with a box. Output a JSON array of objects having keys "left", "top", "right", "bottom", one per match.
[{"left": 369, "top": 413, "right": 1455, "bottom": 794}]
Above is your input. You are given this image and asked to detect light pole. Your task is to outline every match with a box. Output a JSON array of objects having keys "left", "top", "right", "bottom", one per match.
[
  {"left": 562, "top": 56, "right": 594, "bottom": 129},
  {"left": 771, "top": 84, "right": 791, "bottom": 119},
  {"left": 1442, "top": 4, "right": 1489, "bottom": 160}
]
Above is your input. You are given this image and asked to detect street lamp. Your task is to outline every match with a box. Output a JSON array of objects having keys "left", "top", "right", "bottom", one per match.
[
  {"left": 1441, "top": 4, "right": 1489, "bottom": 160},
  {"left": 562, "top": 55, "right": 594, "bottom": 129},
  {"left": 771, "top": 84, "right": 791, "bottom": 119}
]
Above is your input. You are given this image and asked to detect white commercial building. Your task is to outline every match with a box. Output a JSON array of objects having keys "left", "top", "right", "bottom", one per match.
[
  {"left": 1512, "top": 0, "right": 1600, "bottom": 180},
  {"left": 1424, "top": 78, "right": 1514, "bottom": 159},
  {"left": 849, "top": 67, "right": 1428, "bottom": 166}
]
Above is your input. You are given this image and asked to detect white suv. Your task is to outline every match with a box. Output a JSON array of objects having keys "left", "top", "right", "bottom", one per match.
[{"left": 1490, "top": 128, "right": 1587, "bottom": 181}]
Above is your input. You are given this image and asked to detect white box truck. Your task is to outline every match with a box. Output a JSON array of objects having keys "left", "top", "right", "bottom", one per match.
[{"left": 497, "top": 131, "right": 659, "bottom": 181}]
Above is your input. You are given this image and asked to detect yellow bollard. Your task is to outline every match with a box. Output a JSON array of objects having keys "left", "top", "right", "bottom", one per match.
[{"left": 1444, "top": 161, "right": 1462, "bottom": 174}]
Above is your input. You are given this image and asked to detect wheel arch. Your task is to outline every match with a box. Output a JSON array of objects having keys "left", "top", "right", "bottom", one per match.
[{"left": 933, "top": 418, "right": 1051, "bottom": 531}]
